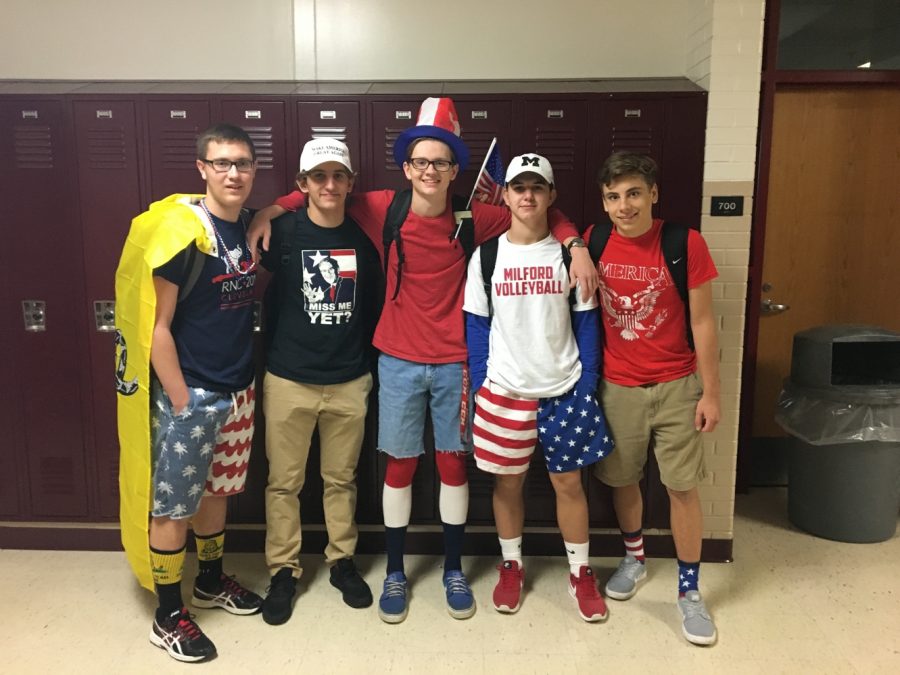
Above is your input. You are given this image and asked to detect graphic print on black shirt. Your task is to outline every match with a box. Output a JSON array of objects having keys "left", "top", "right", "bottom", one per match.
[{"left": 301, "top": 248, "right": 357, "bottom": 324}]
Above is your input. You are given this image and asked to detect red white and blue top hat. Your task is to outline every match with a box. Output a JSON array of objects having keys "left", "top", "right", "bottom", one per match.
[{"left": 393, "top": 97, "right": 470, "bottom": 171}]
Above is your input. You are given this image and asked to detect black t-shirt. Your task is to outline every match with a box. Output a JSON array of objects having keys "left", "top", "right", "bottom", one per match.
[
  {"left": 155, "top": 212, "right": 257, "bottom": 392},
  {"left": 262, "top": 208, "right": 383, "bottom": 385}
]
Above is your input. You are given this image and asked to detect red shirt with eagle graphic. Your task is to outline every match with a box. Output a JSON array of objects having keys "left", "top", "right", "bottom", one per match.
[{"left": 588, "top": 219, "right": 718, "bottom": 386}]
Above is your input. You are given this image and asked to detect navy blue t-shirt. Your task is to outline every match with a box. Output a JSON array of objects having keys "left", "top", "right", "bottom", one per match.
[{"left": 154, "top": 212, "right": 257, "bottom": 392}]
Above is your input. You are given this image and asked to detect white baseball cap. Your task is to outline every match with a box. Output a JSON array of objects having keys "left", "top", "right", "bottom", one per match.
[
  {"left": 299, "top": 138, "right": 353, "bottom": 173},
  {"left": 505, "top": 153, "right": 555, "bottom": 186}
]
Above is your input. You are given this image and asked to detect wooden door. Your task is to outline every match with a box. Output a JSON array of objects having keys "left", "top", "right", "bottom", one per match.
[{"left": 752, "top": 86, "right": 900, "bottom": 439}]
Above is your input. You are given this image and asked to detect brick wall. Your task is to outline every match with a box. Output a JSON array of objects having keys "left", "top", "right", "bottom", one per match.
[{"left": 687, "top": 0, "right": 764, "bottom": 540}]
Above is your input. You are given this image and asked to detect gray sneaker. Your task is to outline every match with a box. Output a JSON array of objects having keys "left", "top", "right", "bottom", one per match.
[
  {"left": 678, "top": 590, "right": 717, "bottom": 645},
  {"left": 604, "top": 555, "right": 647, "bottom": 600}
]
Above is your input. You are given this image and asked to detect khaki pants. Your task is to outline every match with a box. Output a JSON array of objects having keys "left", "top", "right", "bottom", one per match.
[{"left": 263, "top": 371, "right": 373, "bottom": 576}]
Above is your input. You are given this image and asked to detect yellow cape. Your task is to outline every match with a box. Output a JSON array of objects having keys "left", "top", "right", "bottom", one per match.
[{"left": 114, "top": 194, "right": 216, "bottom": 590}]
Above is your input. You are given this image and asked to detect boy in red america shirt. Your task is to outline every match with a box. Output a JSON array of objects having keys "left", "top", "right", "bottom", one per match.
[
  {"left": 247, "top": 98, "right": 596, "bottom": 624},
  {"left": 587, "top": 152, "right": 721, "bottom": 645}
]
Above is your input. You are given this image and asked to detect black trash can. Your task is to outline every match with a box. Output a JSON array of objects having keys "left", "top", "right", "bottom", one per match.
[{"left": 775, "top": 325, "right": 900, "bottom": 543}]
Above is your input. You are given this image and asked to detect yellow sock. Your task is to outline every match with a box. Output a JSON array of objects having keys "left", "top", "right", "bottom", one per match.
[{"left": 150, "top": 546, "right": 185, "bottom": 587}]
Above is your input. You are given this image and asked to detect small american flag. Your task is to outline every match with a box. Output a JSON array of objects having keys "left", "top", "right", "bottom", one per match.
[{"left": 469, "top": 137, "right": 504, "bottom": 206}]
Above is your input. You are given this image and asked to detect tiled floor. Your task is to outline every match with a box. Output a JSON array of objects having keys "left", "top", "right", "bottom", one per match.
[{"left": 2, "top": 488, "right": 898, "bottom": 674}]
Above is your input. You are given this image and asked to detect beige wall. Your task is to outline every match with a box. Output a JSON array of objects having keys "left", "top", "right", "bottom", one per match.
[
  {"left": 3, "top": 0, "right": 766, "bottom": 544},
  {"left": 4, "top": 0, "right": 692, "bottom": 80}
]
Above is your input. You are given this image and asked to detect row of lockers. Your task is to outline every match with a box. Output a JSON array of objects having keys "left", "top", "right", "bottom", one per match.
[{"left": 0, "top": 86, "right": 705, "bottom": 529}]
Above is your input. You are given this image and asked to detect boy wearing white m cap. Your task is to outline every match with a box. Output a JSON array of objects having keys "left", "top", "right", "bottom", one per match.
[
  {"left": 464, "top": 154, "right": 614, "bottom": 620},
  {"left": 258, "top": 138, "right": 383, "bottom": 625},
  {"left": 248, "top": 99, "right": 598, "bottom": 624}
]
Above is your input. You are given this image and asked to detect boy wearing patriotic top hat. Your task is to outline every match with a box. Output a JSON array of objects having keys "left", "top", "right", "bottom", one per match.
[
  {"left": 247, "top": 97, "right": 597, "bottom": 623},
  {"left": 463, "top": 154, "right": 614, "bottom": 621}
]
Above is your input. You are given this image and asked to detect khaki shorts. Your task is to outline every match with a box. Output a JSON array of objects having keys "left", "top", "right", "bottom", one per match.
[{"left": 592, "top": 373, "right": 706, "bottom": 492}]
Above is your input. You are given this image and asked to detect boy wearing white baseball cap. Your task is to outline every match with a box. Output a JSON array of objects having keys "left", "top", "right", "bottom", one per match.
[
  {"left": 463, "top": 154, "right": 614, "bottom": 621},
  {"left": 248, "top": 99, "right": 598, "bottom": 624},
  {"left": 258, "top": 138, "right": 383, "bottom": 625}
]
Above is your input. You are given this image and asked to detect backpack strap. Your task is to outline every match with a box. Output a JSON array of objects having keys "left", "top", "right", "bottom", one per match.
[
  {"left": 560, "top": 243, "right": 576, "bottom": 308},
  {"left": 383, "top": 189, "right": 412, "bottom": 301},
  {"left": 586, "top": 221, "right": 612, "bottom": 265},
  {"left": 178, "top": 244, "right": 204, "bottom": 302},
  {"left": 478, "top": 236, "right": 501, "bottom": 316},
  {"left": 660, "top": 221, "right": 693, "bottom": 350},
  {"left": 451, "top": 193, "right": 476, "bottom": 263}
]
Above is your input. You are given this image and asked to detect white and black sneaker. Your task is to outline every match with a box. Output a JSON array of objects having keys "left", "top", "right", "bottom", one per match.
[
  {"left": 149, "top": 607, "right": 217, "bottom": 663},
  {"left": 192, "top": 573, "right": 263, "bottom": 615}
]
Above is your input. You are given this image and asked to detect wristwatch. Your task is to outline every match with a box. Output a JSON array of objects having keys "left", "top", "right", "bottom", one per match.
[{"left": 566, "top": 236, "right": 586, "bottom": 252}]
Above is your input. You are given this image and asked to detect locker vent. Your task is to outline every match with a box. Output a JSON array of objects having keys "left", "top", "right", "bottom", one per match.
[
  {"left": 381, "top": 126, "right": 405, "bottom": 171},
  {"left": 243, "top": 125, "right": 274, "bottom": 170},
  {"left": 39, "top": 457, "right": 75, "bottom": 495},
  {"left": 159, "top": 129, "right": 201, "bottom": 169},
  {"left": 13, "top": 125, "right": 54, "bottom": 169},
  {"left": 86, "top": 128, "right": 128, "bottom": 170},
  {"left": 108, "top": 459, "right": 119, "bottom": 499},
  {"left": 611, "top": 127, "right": 654, "bottom": 155},
  {"left": 534, "top": 128, "right": 576, "bottom": 171},
  {"left": 460, "top": 131, "right": 495, "bottom": 170}
]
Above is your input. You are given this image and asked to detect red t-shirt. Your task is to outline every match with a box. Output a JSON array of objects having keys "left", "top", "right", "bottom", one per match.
[
  {"left": 586, "top": 219, "right": 718, "bottom": 386},
  {"left": 275, "top": 190, "right": 579, "bottom": 363}
]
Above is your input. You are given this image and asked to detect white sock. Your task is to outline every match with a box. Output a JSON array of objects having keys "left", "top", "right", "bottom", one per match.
[
  {"left": 499, "top": 536, "right": 523, "bottom": 568},
  {"left": 438, "top": 481, "right": 469, "bottom": 525},
  {"left": 382, "top": 484, "right": 412, "bottom": 528},
  {"left": 565, "top": 540, "right": 590, "bottom": 576}
]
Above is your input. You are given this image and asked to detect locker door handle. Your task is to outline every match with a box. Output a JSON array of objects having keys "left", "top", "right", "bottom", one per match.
[
  {"left": 624, "top": 109, "right": 642, "bottom": 118},
  {"left": 94, "top": 300, "right": 116, "bottom": 332},
  {"left": 546, "top": 110, "right": 564, "bottom": 119},
  {"left": 22, "top": 300, "right": 46, "bottom": 331}
]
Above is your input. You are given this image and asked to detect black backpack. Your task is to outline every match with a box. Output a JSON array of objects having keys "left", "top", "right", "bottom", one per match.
[
  {"left": 478, "top": 235, "right": 573, "bottom": 316},
  {"left": 382, "top": 189, "right": 475, "bottom": 301},
  {"left": 261, "top": 214, "right": 298, "bottom": 348},
  {"left": 587, "top": 220, "right": 693, "bottom": 350}
]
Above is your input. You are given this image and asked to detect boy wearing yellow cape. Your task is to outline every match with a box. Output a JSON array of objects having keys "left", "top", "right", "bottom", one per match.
[{"left": 115, "top": 123, "right": 262, "bottom": 663}]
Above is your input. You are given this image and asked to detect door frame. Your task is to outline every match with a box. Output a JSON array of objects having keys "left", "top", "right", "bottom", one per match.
[{"left": 736, "top": 0, "right": 900, "bottom": 491}]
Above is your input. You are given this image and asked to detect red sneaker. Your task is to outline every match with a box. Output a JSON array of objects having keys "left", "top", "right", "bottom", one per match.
[
  {"left": 492, "top": 560, "right": 525, "bottom": 613},
  {"left": 568, "top": 566, "right": 608, "bottom": 622}
]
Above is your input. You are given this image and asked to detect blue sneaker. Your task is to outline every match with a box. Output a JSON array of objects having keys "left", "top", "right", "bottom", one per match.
[
  {"left": 443, "top": 570, "right": 476, "bottom": 619},
  {"left": 378, "top": 572, "right": 408, "bottom": 624}
]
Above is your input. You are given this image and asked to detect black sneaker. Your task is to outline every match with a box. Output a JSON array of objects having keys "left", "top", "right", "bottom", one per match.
[
  {"left": 192, "top": 573, "right": 263, "bottom": 615},
  {"left": 149, "top": 607, "right": 217, "bottom": 663},
  {"left": 329, "top": 558, "right": 373, "bottom": 608},
  {"left": 262, "top": 568, "right": 297, "bottom": 626}
]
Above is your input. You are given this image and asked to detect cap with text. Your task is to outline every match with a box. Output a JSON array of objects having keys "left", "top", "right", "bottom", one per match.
[
  {"left": 505, "top": 153, "right": 554, "bottom": 186},
  {"left": 299, "top": 138, "right": 353, "bottom": 173}
]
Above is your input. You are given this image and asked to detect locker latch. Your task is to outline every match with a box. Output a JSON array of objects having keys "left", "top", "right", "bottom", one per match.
[
  {"left": 94, "top": 300, "right": 116, "bottom": 332},
  {"left": 22, "top": 300, "right": 46, "bottom": 332}
]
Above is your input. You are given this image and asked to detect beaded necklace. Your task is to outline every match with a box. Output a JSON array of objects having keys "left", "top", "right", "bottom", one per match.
[{"left": 199, "top": 198, "right": 256, "bottom": 276}]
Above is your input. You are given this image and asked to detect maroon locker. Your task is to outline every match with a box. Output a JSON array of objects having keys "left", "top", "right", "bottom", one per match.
[
  {"left": 519, "top": 100, "right": 588, "bottom": 226},
  {"left": 146, "top": 100, "right": 210, "bottom": 202},
  {"left": 72, "top": 100, "right": 144, "bottom": 519},
  {"left": 449, "top": 100, "right": 512, "bottom": 201},
  {"left": 220, "top": 99, "right": 289, "bottom": 210},
  {"left": 0, "top": 100, "right": 90, "bottom": 518},
  {"left": 659, "top": 96, "right": 707, "bottom": 228},
  {"left": 0, "top": 294, "right": 19, "bottom": 515},
  {"left": 297, "top": 101, "right": 362, "bottom": 188},
  {"left": 583, "top": 98, "right": 667, "bottom": 229},
  {"left": 368, "top": 100, "right": 418, "bottom": 193}
]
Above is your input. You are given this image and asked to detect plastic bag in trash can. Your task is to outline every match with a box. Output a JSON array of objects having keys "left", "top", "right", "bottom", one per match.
[{"left": 775, "top": 380, "right": 900, "bottom": 445}]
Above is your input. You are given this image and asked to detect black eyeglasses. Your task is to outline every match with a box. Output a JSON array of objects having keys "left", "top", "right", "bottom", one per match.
[
  {"left": 201, "top": 158, "right": 256, "bottom": 173},
  {"left": 407, "top": 157, "right": 456, "bottom": 172}
]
